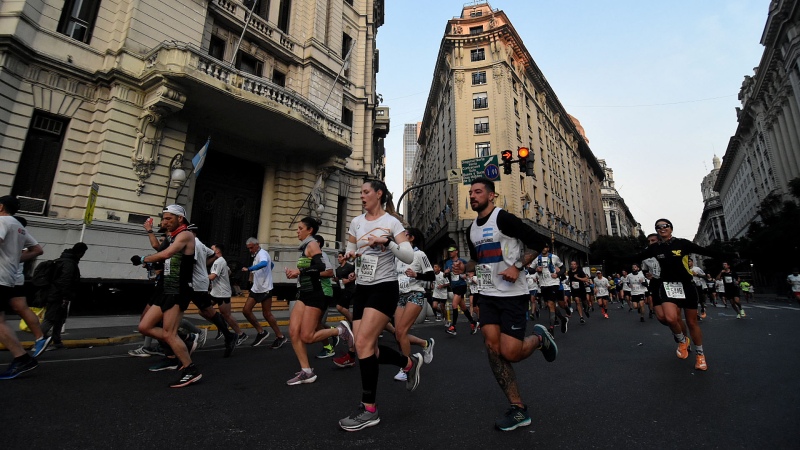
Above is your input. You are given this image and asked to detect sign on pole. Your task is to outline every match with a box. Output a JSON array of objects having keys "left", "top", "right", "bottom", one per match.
[
  {"left": 448, "top": 168, "right": 463, "bottom": 184},
  {"left": 83, "top": 182, "right": 99, "bottom": 226},
  {"left": 461, "top": 155, "right": 501, "bottom": 185}
]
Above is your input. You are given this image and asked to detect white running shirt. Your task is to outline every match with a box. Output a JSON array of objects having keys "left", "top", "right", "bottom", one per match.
[{"left": 348, "top": 212, "right": 406, "bottom": 286}]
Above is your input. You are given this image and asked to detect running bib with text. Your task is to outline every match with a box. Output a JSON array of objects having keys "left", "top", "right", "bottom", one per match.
[
  {"left": 398, "top": 275, "right": 411, "bottom": 291},
  {"left": 571, "top": 281, "right": 580, "bottom": 289},
  {"left": 356, "top": 255, "right": 378, "bottom": 282},
  {"left": 163, "top": 259, "right": 171, "bottom": 276},
  {"left": 724, "top": 276, "right": 733, "bottom": 284},
  {"left": 663, "top": 282, "right": 686, "bottom": 299},
  {"left": 476, "top": 264, "right": 494, "bottom": 290}
]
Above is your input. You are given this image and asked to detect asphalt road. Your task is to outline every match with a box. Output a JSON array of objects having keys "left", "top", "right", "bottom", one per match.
[{"left": 3, "top": 300, "right": 799, "bottom": 449}]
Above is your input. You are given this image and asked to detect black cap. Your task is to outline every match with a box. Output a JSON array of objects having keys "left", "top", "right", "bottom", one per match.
[{"left": 0, "top": 195, "right": 20, "bottom": 215}]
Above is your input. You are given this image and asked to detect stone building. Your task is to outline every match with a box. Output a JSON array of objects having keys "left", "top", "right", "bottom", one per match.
[
  {"left": 402, "top": 122, "right": 420, "bottom": 217},
  {"left": 410, "top": 2, "right": 606, "bottom": 265},
  {"left": 599, "top": 159, "right": 640, "bottom": 238},
  {"left": 715, "top": 0, "right": 800, "bottom": 239},
  {"left": 694, "top": 156, "right": 729, "bottom": 247},
  {"left": 0, "top": 0, "right": 387, "bottom": 288}
]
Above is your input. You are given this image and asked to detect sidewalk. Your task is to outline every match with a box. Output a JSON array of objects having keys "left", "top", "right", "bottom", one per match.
[{"left": 3, "top": 306, "right": 345, "bottom": 351}]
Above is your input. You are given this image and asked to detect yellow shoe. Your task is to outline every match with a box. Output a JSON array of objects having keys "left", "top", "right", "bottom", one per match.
[
  {"left": 676, "top": 337, "right": 690, "bottom": 359},
  {"left": 695, "top": 354, "right": 708, "bottom": 371}
]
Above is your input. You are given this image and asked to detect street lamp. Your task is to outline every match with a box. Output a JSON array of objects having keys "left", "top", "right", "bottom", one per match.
[{"left": 162, "top": 153, "right": 187, "bottom": 211}]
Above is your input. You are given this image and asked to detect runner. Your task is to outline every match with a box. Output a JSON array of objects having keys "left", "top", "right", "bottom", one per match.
[
  {"left": 452, "top": 177, "right": 556, "bottom": 431},
  {"left": 523, "top": 253, "right": 540, "bottom": 320},
  {"left": 334, "top": 251, "right": 356, "bottom": 324},
  {"left": 431, "top": 264, "right": 449, "bottom": 322},
  {"left": 718, "top": 262, "right": 745, "bottom": 318},
  {"left": 626, "top": 265, "right": 648, "bottom": 322},
  {"left": 787, "top": 269, "right": 800, "bottom": 305},
  {"left": 208, "top": 243, "right": 242, "bottom": 357},
  {"left": 739, "top": 279, "right": 753, "bottom": 303},
  {"left": 688, "top": 258, "right": 708, "bottom": 320},
  {"left": 715, "top": 277, "right": 727, "bottom": 307},
  {"left": 567, "top": 261, "right": 590, "bottom": 324},
  {"left": 241, "top": 237, "right": 287, "bottom": 348},
  {"left": 620, "top": 269, "right": 632, "bottom": 310},
  {"left": 705, "top": 275, "right": 718, "bottom": 307},
  {"left": 443, "top": 247, "right": 478, "bottom": 335},
  {"left": 337, "top": 179, "right": 421, "bottom": 431},
  {"left": 536, "top": 244, "right": 567, "bottom": 335},
  {"left": 593, "top": 271, "right": 612, "bottom": 318}
]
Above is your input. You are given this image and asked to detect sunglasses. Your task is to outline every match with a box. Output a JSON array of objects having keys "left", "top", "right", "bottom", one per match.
[{"left": 655, "top": 224, "right": 671, "bottom": 230}]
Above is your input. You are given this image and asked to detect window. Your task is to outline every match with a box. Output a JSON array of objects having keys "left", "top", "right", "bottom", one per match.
[
  {"left": 516, "top": 123, "right": 521, "bottom": 140},
  {"left": 526, "top": 114, "right": 532, "bottom": 130},
  {"left": 278, "top": 0, "right": 292, "bottom": 33},
  {"left": 475, "top": 142, "right": 491, "bottom": 157},
  {"left": 514, "top": 99, "right": 519, "bottom": 116},
  {"left": 470, "top": 10, "right": 483, "bottom": 17},
  {"left": 209, "top": 36, "right": 225, "bottom": 61},
  {"left": 345, "top": 0, "right": 353, "bottom": 5},
  {"left": 236, "top": 52, "right": 263, "bottom": 76},
  {"left": 12, "top": 112, "right": 69, "bottom": 214},
  {"left": 342, "top": 106, "right": 353, "bottom": 127},
  {"left": 469, "top": 26, "right": 483, "bottom": 35},
  {"left": 474, "top": 117, "right": 489, "bottom": 134},
  {"left": 272, "top": 70, "right": 286, "bottom": 86},
  {"left": 472, "top": 92, "right": 488, "bottom": 109},
  {"left": 512, "top": 79, "right": 518, "bottom": 93},
  {"left": 245, "top": 0, "right": 270, "bottom": 20},
  {"left": 470, "top": 48, "right": 485, "bottom": 62},
  {"left": 342, "top": 32, "right": 353, "bottom": 59},
  {"left": 57, "top": 0, "right": 102, "bottom": 43},
  {"left": 472, "top": 71, "right": 486, "bottom": 85}
]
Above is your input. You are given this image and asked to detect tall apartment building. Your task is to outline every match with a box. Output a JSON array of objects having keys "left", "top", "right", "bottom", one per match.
[
  {"left": 715, "top": 0, "right": 800, "bottom": 238},
  {"left": 410, "top": 2, "right": 606, "bottom": 264},
  {"left": 599, "top": 159, "right": 640, "bottom": 238},
  {"left": 694, "top": 156, "right": 729, "bottom": 247},
  {"left": 402, "top": 122, "right": 420, "bottom": 217},
  {"left": 0, "top": 0, "right": 387, "bottom": 288}
]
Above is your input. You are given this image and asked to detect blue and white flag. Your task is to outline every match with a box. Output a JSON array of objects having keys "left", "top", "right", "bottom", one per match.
[{"left": 192, "top": 137, "right": 210, "bottom": 177}]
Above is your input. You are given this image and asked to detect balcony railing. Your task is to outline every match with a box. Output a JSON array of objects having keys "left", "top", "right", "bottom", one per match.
[{"left": 209, "top": 0, "right": 297, "bottom": 53}]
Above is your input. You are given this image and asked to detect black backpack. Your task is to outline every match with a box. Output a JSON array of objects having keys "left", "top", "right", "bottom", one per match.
[{"left": 31, "top": 260, "right": 59, "bottom": 288}]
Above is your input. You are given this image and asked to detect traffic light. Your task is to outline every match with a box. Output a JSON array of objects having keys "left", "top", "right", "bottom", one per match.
[
  {"left": 517, "top": 147, "right": 534, "bottom": 177},
  {"left": 501, "top": 150, "right": 513, "bottom": 175}
]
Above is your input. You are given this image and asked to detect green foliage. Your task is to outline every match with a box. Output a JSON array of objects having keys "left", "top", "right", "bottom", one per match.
[{"left": 588, "top": 234, "right": 648, "bottom": 274}]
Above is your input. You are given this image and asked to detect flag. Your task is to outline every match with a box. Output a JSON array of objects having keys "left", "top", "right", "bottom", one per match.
[{"left": 192, "top": 137, "right": 210, "bottom": 177}]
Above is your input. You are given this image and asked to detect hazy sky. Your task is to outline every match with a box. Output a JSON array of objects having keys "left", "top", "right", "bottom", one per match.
[{"left": 376, "top": 0, "right": 768, "bottom": 240}]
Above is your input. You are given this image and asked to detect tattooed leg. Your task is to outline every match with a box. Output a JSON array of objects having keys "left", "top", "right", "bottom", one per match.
[{"left": 487, "top": 348, "right": 521, "bottom": 404}]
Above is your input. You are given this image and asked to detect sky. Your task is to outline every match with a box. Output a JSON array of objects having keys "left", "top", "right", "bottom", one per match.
[{"left": 375, "top": 0, "right": 768, "bottom": 240}]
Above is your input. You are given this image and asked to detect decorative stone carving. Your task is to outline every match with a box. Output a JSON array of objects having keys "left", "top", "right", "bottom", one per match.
[
  {"left": 454, "top": 71, "right": 464, "bottom": 98},
  {"left": 493, "top": 65, "right": 504, "bottom": 93}
]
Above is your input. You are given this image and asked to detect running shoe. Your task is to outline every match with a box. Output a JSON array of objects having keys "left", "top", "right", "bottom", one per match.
[
  {"left": 584, "top": 308, "right": 590, "bottom": 318},
  {"left": 128, "top": 347, "right": 151, "bottom": 357},
  {"left": 330, "top": 334, "right": 340, "bottom": 348},
  {"left": 470, "top": 323, "right": 478, "bottom": 335},
  {"left": 339, "top": 404, "right": 380, "bottom": 431},
  {"left": 695, "top": 354, "right": 708, "bottom": 371},
  {"left": 142, "top": 345, "right": 164, "bottom": 356},
  {"left": 0, "top": 357, "right": 38, "bottom": 380},
  {"left": 603, "top": 312, "right": 609, "bottom": 319},
  {"left": 548, "top": 326, "right": 555, "bottom": 337},
  {"left": 236, "top": 333, "right": 248, "bottom": 346},
  {"left": 676, "top": 337, "right": 691, "bottom": 359},
  {"left": 33, "top": 336, "right": 52, "bottom": 358},
  {"left": 224, "top": 334, "right": 235, "bottom": 358},
  {"left": 215, "top": 329, "right": 224, "bottom": 340},
  {"left": 406, "top": 353, "right": 423, "bottom": 392},
  {"left": 252, "top": 330, "right": 271, "bottom": 347},
  {"left": 333, "top": 353, "right": 356, "bottom": 368},
  {"left": 393, "top": 369, "right": 407, "bottom": 381},
  {"left": 188, "top": 333, "right": 200, "bottom": 354},
  {"left": 149, "top": 358, "right": 179, "bottom": 372},
  {"left": 736, "top": 312, "right": 741, "bottom": 319},
  {"left": 561, "top": 316, "right": 569, "bottom": 334},
  {"left": 532, "top": 324, "right": 558, "bottom": 362},
  {"left": 286, "top": 369, "right": 317, "bottom": 385},
  {"left": 424, "top": 317, "right": 431, "bottom": 323},
  {"left": 423, "top": 338, "right": 435, "bottom": 364},
  {"left": 435, "top": 314, "right": 443, "bottom": 322},
  {"left": 170, "top": 364, "right": 202, "bottom": 388},
  {"left": 336, "top": 321, "right": 355, "bottom": 349},
  {"left": 649, "top": 310, "right": 655, "bottom": 319},
  {"left": 446, "top": 325, "right": 457, "bottom": 336},
  {"left": 700, "top": 310, "right": 707, "bottom": 319},
  {"left": 580, "top": 317, "right": 586, "bottom": 324},
  {"left": 317, "top": 346, "right": 335, "bottom": 359},
  {"left": 198, "top": 328, "right": 208, "bottom": 348},
  {"left": 495, "top": 404, "right": 531, "bottom": 431},
  {"left": 444, "top": 321, "right": 451, "bottom": 328},
  {"left": 271, "top": 335, "right": 289, "bottom": 349},
  {"left": 740, "top": 308, "right": 746, "bottom": 317}
]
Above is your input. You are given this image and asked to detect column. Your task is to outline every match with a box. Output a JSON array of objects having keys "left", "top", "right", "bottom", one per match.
[
  {"left": 784, "top": 97, "right": 800, "bottom": 177},
  {"left": 257, "top": 165, "right": 276, "bottom": 243}
]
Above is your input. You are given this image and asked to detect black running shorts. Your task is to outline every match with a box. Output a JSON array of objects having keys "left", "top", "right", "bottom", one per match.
[
  {"left": 477, "top": 293, "right": 528, "bottom": 340},
  {"left": 352, "top": 280, "right": 399, "bottom": 321}
]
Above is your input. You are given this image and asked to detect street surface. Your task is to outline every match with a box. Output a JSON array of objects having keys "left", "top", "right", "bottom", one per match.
[{"left": 3, "top": 300, "right": 799, "bottom": 449}]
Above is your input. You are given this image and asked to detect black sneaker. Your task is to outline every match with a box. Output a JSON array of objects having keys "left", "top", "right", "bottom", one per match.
[
  {"left": 561, "top": 316, "right": 569, "bottom": 334},
  {"left": 584, "top": 308, "right": 590, "bottom": 318},
  {"left": 170, "top": 364, "right": 202, "bottom": 388},
  {"left": 580, "top": 317, "right": 586, "bottom": 324},
  {"left": 495, "top": 404, "right": 531, "bottom": 431},
  {"left": 149, "top": 358, "right": 180, "bottom": 372},
  {"left": 533, "top": 324, "right": 558, "bottom": 362},
  {"left": 339, "top": 403, "right": 380, "bottom": 431},
  {"left": 236, "top": 333, "right": 248, "bottom": 346},
  {"left": 0, "top": 356, "right": 38, "bottom": 380},
  {"left": 252, "top": 330, "right": 271, "bottom": 347},
  {"left": 271, "top": 335, "right": 289, "bottom": 349}
]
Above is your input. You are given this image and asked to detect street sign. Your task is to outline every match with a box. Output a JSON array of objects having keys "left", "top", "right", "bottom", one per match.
[
  {"left": 461, "top": 155, "right": 501, "bottom": 184},
  {"left": 448, "top": 168, "right": 462, "bottom": 184},
  {"left": 83, "top": 182, "right": 99, "bottom": 226}
]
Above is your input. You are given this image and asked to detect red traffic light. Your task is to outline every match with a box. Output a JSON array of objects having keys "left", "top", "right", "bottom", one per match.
[
  {"left": 501, "top": 150, "right": 513, "bottom": 161},
  {"left": 517, "top": 147, "right": 530, "bottom": 159}
]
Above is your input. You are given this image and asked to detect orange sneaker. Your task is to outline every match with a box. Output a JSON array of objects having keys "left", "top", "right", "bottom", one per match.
[
  {"left": 676, "top": 337, "right": 690, "bottom": 359},
  {"left": 695, "top": 354, "right": 708, "bottom": 371},
  {"left": 700, "top": 310, "right": 707, "bottom": 319}
]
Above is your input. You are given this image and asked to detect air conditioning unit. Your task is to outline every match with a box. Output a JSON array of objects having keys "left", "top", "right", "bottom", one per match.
[{"left": 17, "top": 196, "right": 47, "bottom": 215}]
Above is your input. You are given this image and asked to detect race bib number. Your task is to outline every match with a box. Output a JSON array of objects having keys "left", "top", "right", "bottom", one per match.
[
  {"left": 356, "top": 254, "right": 378, "bottom": 282},
  {"left": 724, "top": 276, "right": 733, "bottom": 284},
  {"left": 163, "top": 259, "right": 171, "bottom": 276},
  {"left": 398, "top": 275, "right": 411, "bottom": 291},
  {"left": 585, "top": 286, "right": 591, "bottom": 293},
  {"left": 476, "top": 264, "right": 494, "bottom": 289},
  {"left": 663, "top": 282, "right": 686, "bottom": 299},
  {"left": 338, "top": 279, "right": 345, "bottom": 290},
  {"left": 571, "top": 281, "right": 580, "bottom": 289},
  {"left": 451, "top": 272, "right": 460, "bottom": 282}
]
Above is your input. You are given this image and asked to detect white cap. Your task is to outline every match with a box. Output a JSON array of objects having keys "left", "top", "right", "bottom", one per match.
[{"left": 162, "top": 204, "right": 186, "bottom": 217}]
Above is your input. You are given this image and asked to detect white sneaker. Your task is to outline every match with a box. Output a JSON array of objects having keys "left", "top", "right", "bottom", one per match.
[{"left": 393, "top": 369, "right": 407, "bottom": 381}]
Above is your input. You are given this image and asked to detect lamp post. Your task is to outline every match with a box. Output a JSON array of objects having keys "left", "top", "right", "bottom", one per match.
[{"left": 161, "top": 153, "right": 187, "bottom": 211}]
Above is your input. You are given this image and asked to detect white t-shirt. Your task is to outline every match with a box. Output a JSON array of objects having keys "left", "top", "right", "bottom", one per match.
[
  {"left": 192, "top": 238, "right": 214, "bottom": 292},
  {"left": 535, "top": 253, "right": 563, "bottom": 287},
  {"left": 251, "top": 248, "right": 274, "bottom": 293},
  {"left": 526, "top": 269, "right": 539, "bottom": 291},
  {"left": 788, "top": 274, "right": 800, "bottom": 292},
  {"left": 348, "top": 212, "right": 405, "bottom": 286},
  {"left": 626, "top": 272, "right": 647, "bottom": 296},
  {"left": 0, "top": 216, "right": 38, "bottom": 287},
  {"left": 594, "top": 277, "right": 611, "bottom": 297},
  {"left": 397, "top": 249, "right": 433, "bottom": 294},
  {"left": 715, "top": 279, "right": 725, "bottom": 293},
  {"left": 433, "top": 272, "right": 449, "bottom": 299},
  {"left": 210, "top": 256, "right": 232, "bottom": 298},
  {"left": 691, "top": 266, "right": 706, "bottom": 287}
]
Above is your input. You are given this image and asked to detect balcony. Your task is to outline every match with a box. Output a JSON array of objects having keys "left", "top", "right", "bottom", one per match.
[
  {"left": 209, "top": 0, "right": 298, "bottom": 59},
  {"left": 141, "top": 42, "right": 351, "bottom": 158}
]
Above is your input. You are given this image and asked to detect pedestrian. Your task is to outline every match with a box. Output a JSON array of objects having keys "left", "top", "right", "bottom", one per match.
[
  {"left": 626, "top": 265, "right": 648, "bottom": 322},
  {"left": 0, "top": 196, "right": 44, "bottom": 379},
  {"left": 39, "top": 242, "right": 88, "bottom": 349},
  {"left": 787, "top": 268, "right": 800, "bottom": 304},
  {"left": 131, "top": 204, "right": 202, "bottom": 388},
  {"left": 452, "top": 177, "right": 556, "bottom": 431},
  {"left": 241, "top": 237, "right": 287, "bottom": 348},
  {"left": 536, "top": 244, "right": 567, "bottom": 335},
  {"left": 337, "top": 179, "right": 420, "bottom": 431},
  {"left": 208, "top": 243, "right": 242, "bottom": 357},
  {"left": 566, "top": 260, "right": 590, "bottom": 324},
  {"left": 717, "top": 262, "right": 745, "bottom": 318},
  {"left": 593, "top": 270, "right": 612, "bottom": 319},
  {"left": 443, "top": 246, "right": 478, "bottom": 335}
]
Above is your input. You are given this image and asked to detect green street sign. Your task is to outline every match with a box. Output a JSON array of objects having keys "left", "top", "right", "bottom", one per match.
[{"left": 461, "top": 155, "right": 501, "bottom": 185}]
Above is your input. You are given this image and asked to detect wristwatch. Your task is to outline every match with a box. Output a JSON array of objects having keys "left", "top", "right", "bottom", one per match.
[{"left": 513, "top": 261, "right": 525, "bottom": 270}]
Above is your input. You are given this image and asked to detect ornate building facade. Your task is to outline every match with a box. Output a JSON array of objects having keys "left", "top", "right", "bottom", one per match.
[
  {"left": 1, "top": 0, "right": 387, "bottom": 285},
  {"left": 598, "top": 159, "right": 640, "bottom": 238},
  {"left": 694, "top": 156, "right": 729, "bottom": 247},
  {"left": 410, "top": 2, "right": 606, "bottom": 264},
  {"left": 715, "top": 0, "right": 800, "bottom": 238}
]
